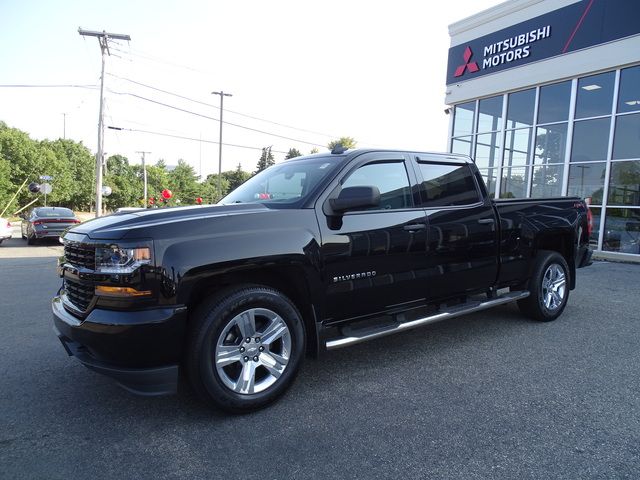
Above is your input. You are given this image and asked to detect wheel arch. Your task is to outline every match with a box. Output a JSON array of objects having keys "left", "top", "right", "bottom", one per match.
[
  {"left": 180, "top": 264, "right": 320, "bottom": 357},
  {"left": 534, "top": 232, "right": 576, "bottom": 289}
]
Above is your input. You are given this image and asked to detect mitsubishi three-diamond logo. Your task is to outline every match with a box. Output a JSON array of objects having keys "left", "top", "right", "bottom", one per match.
[{"left": 454, "top": 46, "right": 479, "bottom": 78}]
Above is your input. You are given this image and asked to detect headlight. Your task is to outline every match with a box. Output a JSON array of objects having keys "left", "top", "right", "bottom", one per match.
[{"left": 95, "top": 242, "right": 153, "bottom": 274}]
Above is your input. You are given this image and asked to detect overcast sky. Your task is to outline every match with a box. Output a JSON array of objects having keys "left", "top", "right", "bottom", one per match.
[{"left": 0, "top": 0, "right": 502, "bottom": 177}]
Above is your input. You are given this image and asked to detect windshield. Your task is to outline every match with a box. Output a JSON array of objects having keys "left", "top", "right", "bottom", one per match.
[{"left": 221, "top": 156, "right": 340, "bottom": 207}]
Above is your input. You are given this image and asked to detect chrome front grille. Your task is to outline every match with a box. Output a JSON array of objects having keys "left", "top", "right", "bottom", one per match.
[
  {"left": 64, "top": 241, "right": 96, "bottom": 270},
  {"left": 64, "top": 278, "right": 94, "bottom": 312}
]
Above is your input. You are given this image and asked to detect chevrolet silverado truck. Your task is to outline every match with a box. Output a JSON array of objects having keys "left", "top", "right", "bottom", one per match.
[{"left": 53, "top": 148, "right": 593, "bottom": 412}]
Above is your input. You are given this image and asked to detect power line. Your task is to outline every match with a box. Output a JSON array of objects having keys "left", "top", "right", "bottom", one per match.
[
  {"left": 106, "top": 73, "right": 339, "bottom": 139},
  {"left": 107, "top": 125, "right": 288, "bottom": 153},
  {"left": 0, "top": 84, "right": 97, "bottom": 89},
  {"left": 106, "top": 88, "right": 326, "bottom": 147}
]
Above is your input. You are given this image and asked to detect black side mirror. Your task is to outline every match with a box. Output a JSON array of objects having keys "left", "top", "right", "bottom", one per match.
[{"left": 330, "top": 186, "right": 380, "bottom": 213}]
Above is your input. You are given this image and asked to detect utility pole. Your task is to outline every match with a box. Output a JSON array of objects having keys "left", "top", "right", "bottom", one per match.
[
  {"left": 136, "top": 151, "right": 151, "bottom": 206},
  {"left": 79, "top": 28, "right": 131, "bottom": 217},
  {"left": 211, "top": 90, "right": 232, "bottom": 201}
]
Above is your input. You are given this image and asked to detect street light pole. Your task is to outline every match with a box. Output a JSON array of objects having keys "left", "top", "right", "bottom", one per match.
[
  {"left": 211, "top": 90, "right": 232, "bottom": 201},
  {"left": 136, "top": 151, "right": 151, "bottom": 206}
]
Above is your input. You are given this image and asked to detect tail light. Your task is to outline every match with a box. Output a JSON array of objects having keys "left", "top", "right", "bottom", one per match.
[
  {"left": 6, "top": 221, "right": 10, "bottom": 229},
  {"left": 72, "top": 219, "right": 81, "bottom": 224},
  {"left": 33, "top": 220, "right": 43, "bottom": 226}
]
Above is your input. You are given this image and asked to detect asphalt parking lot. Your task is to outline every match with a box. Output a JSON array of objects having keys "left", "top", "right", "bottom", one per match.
[{"left": 1, "top": 229, "right": 639, "bottom": 479}]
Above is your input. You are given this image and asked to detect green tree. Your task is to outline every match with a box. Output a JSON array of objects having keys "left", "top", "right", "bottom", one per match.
[
  {"left": 167, "top": 159, "right": 199, "bottom": 206},
  {"left": 285, "top": 148, "right": 302, "bottom": 160},
  {"left": 309, "top": 147, "right": 320, "bottom": 154},
  {"left": 201, "top": 173, "right": 230, "bottom": 204},
  {"left": 103, "top": 154, "right": 141, "bottom": 211},
  {"left": 255, "top": 147, "right": 275, "bottom": 174},
  {"left": 224, "top": 163, "right": 252, "bottom": 191},
  {"left": 327, "top": 136, "right": 357, "bottom": 151}
]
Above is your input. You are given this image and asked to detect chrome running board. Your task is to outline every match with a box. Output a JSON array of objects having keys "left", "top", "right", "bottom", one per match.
[{"left": 325, "top": 291, "right": 530, "bottom": 350}]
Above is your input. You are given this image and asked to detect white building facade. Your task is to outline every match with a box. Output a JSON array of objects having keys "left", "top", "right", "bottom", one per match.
[{"left": 446, "top": 0, "right": 640, "bottom": 259}]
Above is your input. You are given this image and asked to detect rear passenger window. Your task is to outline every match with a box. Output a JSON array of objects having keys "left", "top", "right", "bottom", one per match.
[
  {"left": 418, "top": 163, "right": 480, "bottom": 207},
  {"left": 342, "top": 161, "right": 412, "bottom": 210}
]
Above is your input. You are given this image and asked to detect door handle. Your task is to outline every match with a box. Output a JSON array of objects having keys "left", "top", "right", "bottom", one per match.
[
  {"left": 404, "top": 223, "right": 427, "bottom": 232},
  {"left": 477, "top": 218, "right": 495, "bottom": 225}
]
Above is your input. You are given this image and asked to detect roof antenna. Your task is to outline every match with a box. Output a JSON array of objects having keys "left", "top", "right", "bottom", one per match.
[{"left": 331, "top": 143, "right": 347, "bottom": 154}]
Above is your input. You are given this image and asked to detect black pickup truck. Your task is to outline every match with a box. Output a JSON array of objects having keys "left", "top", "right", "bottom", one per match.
[{"left": 53, "top": 148, "right": 592, "bottom": 412}]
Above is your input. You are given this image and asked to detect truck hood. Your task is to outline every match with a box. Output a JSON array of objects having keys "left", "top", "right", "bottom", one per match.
[{"left": 68, "top": 204, "right": 271, "bottom": 240}]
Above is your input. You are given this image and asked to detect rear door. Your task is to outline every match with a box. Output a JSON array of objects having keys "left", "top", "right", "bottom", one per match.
[
  {"left": 316, "top": 152, "right": 429, "bottom": 322},
  {"left": 413, "top": 156, "right": 499, "bottom": 300}
]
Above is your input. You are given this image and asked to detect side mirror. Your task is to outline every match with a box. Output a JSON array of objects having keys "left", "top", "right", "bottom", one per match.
[{"left": 330, "top": 186, "right": 380, "bottom": 213}]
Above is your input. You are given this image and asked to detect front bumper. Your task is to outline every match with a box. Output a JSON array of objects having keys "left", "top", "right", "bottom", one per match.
[{"left": 52, "top": 296, "right": 187, "bottom": 396}]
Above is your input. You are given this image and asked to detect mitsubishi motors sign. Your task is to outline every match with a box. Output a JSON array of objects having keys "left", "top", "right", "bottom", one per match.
[{"left": 446, "top": 0, "right": 640, "bottom": 85}]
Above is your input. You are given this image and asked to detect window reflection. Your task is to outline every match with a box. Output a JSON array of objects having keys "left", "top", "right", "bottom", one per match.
[
  {"left": 453, "top": 102, "right": 475, "bottom": 137},
  {"left": 475, "top": 132, "right": 501, "bottom": 169},
  {"left": 538, "top": 81, "right": 571, "bottom": 124},
  {"left": 568, "top": 163, "right": 605, "bottom": 204},
  {"left": 477, "top": 96, "right": 503, "bottom": 133},
  {"left": 503, "top": 128, "right": 531, "bottom": 167},
  {"left": 608, "top": 160, "right": 640, "bottom": 206},
  {"left": 531, "top": 164, "right": 564, "bottom": 198},
  {"left": 506, "top": 89, "right": 535, "bottom": 129},
  {"left": 612, "top": 113, "right": 640, "bottom": 160},
  {"left": 500, "top": 166, "right": 528, "bottom": 198},
  {"left": 603, "top": 208, "right": 640, "bottom": 253},
  {"left": 451, "top": 137, "right": 473, "bottom": 156},
  {"left": 535, "top": 123, "right": 567, "bottom": 164},
  {"left": 571, "top": 118, "right": 611, "bottom": 162},
  {"left": 576, "top": 71, "right": 615, "bottom": 119},
  {"left": 617, "top": 65, "right": 640, "bottom": 114}
]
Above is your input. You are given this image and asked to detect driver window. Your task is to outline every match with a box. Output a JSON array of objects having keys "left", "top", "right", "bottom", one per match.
[{"left": 342, "top": 161, "right": 412, "bottom": 210}]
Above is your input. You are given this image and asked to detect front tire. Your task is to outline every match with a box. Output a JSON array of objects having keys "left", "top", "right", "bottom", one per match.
[
  {"left": 187, "top": 285, "right": 305, "bottom": 413},
  {"left": 518, "top": 250, "right": 570, "bottom": 322}
]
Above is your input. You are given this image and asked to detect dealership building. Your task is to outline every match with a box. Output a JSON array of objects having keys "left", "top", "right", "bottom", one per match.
[{"left": 445, "top": 0, "right": 640, "bottom": 259}]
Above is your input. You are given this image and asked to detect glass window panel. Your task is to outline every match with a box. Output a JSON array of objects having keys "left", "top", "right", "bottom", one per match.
[
  {"left": 477, "top": 96, "right": 503, "bottom": 133},
  {"left": 576, "top": 71, "right": 615, "bottom": 119},
  {"left": 603, "top": 208, "right": 640, "bottom": 253},
  {"left": 453, "top": 102, "right": 475, "bottom": 137},
  {"left": 506, "top": 89, "right": 535, "bottom": 129},
  {"left": 474, "top": 132, "right": 501, "bottom": 169},
  {"left": 500, "top": 166, "right": 529, "bottom": 199},
  {"left": 589, "top": 206, "right": 601, "bottom": 249},
  {"left": 535, "top": 123, "right": 567, "bottom": 164},
  {"left": 568, "top": 163, "right": 606, "bottom": 204},
  {"left": 417, "top": 163, "right": 480, "bottom": 206},
  {"left": 608, "top": 160, "right": 640, "bottom": 206},
  {"left": 479, "top": 169, "right": 497, "bottom": 197},
  {"left": 343, "top": 161, "right": 412, "bottom": 210},
  {"left": 531, "top": 164, "right": 564, "bottom": 198},
  {"left": 451, "top": 136, "right": 473, "bottom": 156},
  {"left": 617, "top": 65, "right": 640, "bottom": 114},
  {"left": 612, "top": 113, "right": 640, "bottom": 160},
  {"left": 503, "top": 128, "right": 531, "bottom": 167},
  {"left": 537, "top": 81, "right": 571, "bottom": 124},
  {"left": 571, "top": 118, "right": 611, "bottom": 162}
]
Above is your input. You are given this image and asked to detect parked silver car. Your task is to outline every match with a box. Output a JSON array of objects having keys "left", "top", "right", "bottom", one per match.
[{"left": 0, "top": 217, "right": 12, "bottom": 245}]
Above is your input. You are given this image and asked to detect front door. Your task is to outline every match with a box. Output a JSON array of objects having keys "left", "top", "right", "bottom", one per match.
[{"left": 317, "top": 153, "right": 429, "bottom": 323}]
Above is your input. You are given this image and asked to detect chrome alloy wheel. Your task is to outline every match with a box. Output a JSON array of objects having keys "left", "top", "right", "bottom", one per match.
[
  {"left": 541, "top": 263, "right": 566, "bottom": 311},
  {"left": 215, "top": 308, "right": 291, "bottom": 395}
]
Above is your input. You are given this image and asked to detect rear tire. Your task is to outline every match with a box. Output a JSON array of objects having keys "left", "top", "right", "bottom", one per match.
[
  {"left": 186, "top": 285, "right": 305, "bottom": 413},
  {"left": 27, "top": 234, "right": 36, "bottom": 245},
  {"left": 518, "top": 250, "right": 570, "bottom": 322}
]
